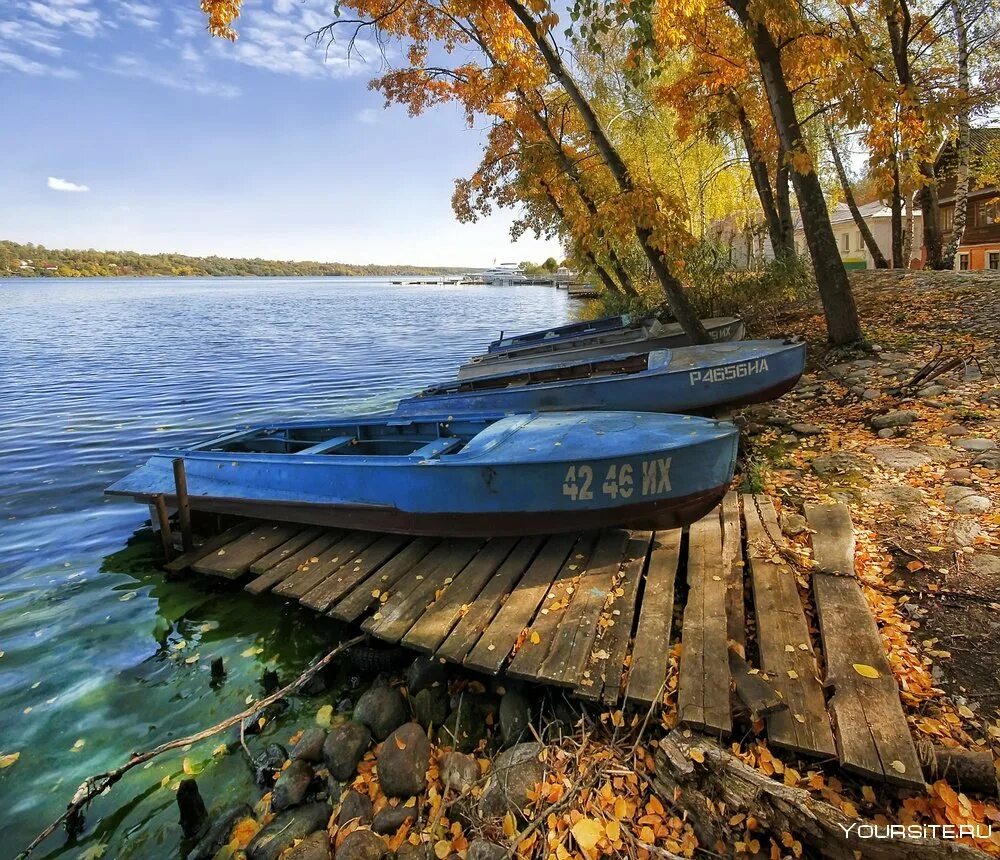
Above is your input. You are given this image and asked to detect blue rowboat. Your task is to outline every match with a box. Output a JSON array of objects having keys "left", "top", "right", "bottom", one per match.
[
  {"left": 397, "top": 340, "right": 805, "bottom": 419},
  {"left": 105, "top": 412, "right": 738, "bottom": 537},
  {"left": 460, "top": 316, "right": 745, "bottom": 381}
]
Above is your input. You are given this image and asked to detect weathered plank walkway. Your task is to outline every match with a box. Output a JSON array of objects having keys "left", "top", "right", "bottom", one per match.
[{"left": 167, "top": 492, "right": 922, "bottom": 786}]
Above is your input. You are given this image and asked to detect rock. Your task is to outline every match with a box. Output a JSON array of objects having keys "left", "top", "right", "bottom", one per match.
[
  {"left": 943, "top": 485, "right": 992, "bottom": 514},
  {"left": 377, "top": 723, "right": 430, "bottom": 797},
  {"left": 440, "top": 751, "right": 480, "bottom": 793},
  {"left": 973, "top": 451, "right": 1000, "bottom": 470},
  {"left": 780, "top": 512, "right": 808, "bottom": 537},
  {"left": 949, "top": 518, "right": 982, "bottom": 548},
  {"left": 405, "top": 655, "right": 450, "bottom": 696},
  {"left": 877, "top": 428, "right": 895, "bottom": 439},
  {"left": 247, "top": 803, "right": 331, "bottom": 860},
  {"left": 871, "top": 410, "right": 918, "bottom": 431},
  {"left": 272, "top": 759, "right": 314, "bottom": 811},
  {"left": 862, "top": 389, "right": 881, "bottom": 400},
  {"left": 372, "top": 800, "right": 418, "bottom": 834},
  {"left": 354, "top": 686, "right": 407, "bottom": 741},
  {"left": 498, "top": 690, "right": 531, "bottom": 748},
  {"left": 339, "top": 790, "right": 374, "bottom": 827},
  {"left": 468, "top": 840, "right": 507, "bottom": 860},
  {"left": 979, "top": 388, "right": 1000, "bottom": 406},
  {"left": 441, "top": 698, "right": 491, "bottom": 754},
  {"left": 323, "top": 721, "right": 371, "bottom": 781},
  {"left": 251, "top": 743, "right": 288, "bottom": 785},
  {"left": 396, "top": 843, "right": 435, "bottom": 860},
  {"left": 956, "top": 438, "right": 998, "bottom": 452},
  {"left": 292, "top": 728, "right": 327, "bottom": 763},
  {"left": 909, "top": 444, "right": 958, "bottom": 464},
  {"left": 478, "top": 742, "right": 545, "bottom": 819},
  {"left": 177, "top": 779, "right": 208, "bottom": 840},
  {"left": 187, "top": 803, "right": 253, "bottom": 860},
  {"left": 283, "top": 831, "right": 331, "bottom": 860},
  {"left": 779, "top": 433, "right": 798, "bottom": 444},
  {"left": 866, "top": 446, "right": 932, "bottom": 472},
  {"left": 790, "top": 422, "right": 824, "bottom": 436},
  {"left": 968, "top": 555, "right": 1000, "bottom": 578},
  {"left": 865, "top": 483, "right": 929, "bottom": 526},
  {"left": 942, "top": 424, "right": 970, "bottom": 437},
  {"left": 335, "top": 829, "right": 389, "bottom": 860},
  {"left": 412, "top": 686, "right": 449, "bottom": 730},
  {"left": 811, "top": 451, "right": 868, "bottom": 477},
  {"left": 944, "top": 467, "right": 973, "bottom": 481},
  {"left": 919, "top": 384, "right": 947, "bottom": 398}
]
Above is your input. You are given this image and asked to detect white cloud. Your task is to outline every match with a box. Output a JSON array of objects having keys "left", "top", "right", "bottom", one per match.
[
  {"left": 47, "top": 176, "right": 89, "bottom": 192},
  {"left": 109, "top": 53, "right": 240, "bottom": 98},
  {"left": 0, "top": 19, "right": 66, "bottom": 55},
  {"left": 356, "top": 107, "right": 379, "bottom": 124},
  {"left": 115, "top": 1, "right": 159, "bottom": 30},
  {"left": 23, "top": 0, "right": 103, "bottom": 38},
  {"left": 0, "top": 48, "right": 77, "bottom": 76}
]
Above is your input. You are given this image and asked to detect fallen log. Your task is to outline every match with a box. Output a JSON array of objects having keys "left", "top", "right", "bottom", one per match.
[
  {"left": 919, "top": 743, "right": 998, "bottom": 798},
  {"left": 653, "top": 730, "right": 988, "bottom": 860}
]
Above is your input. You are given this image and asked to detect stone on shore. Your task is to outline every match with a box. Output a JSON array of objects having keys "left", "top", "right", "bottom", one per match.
[
  {"left": 943, "top": 485, "right": 992, "bottom": 514},
  {"left": 412, "top": 686, "right": 449, "bottom": 730},
  {"left": 871, "top": 410, "right": 918, "bottom": 431},
  {"left": 372, "top": 799, "right": 418, "bottom": 834},
  {"left": 247, "top": 803, "right": 331, "bottom": 860},
  {"left": 780, "top": 511, "right": 808, "bottom": 536},
  {"left": 186, "top": 803, "right": 253, "bottom": 860},
  {"left": 866, "top": 445, "right": 932, "bottom": 472},
  {"left": 336, "top": 829, "right": 390, "bottom": 860},
  {"left": 973, "top": 451, "right": 1000, "bottom": 470},
  {"left": 339, "top": 789, "right": 374, "bottom": 827},
  {"left": 271, "top": 759, "right": 314, "bottom": 811},
  {"left": 811, "top": 451, "right": 868, "bottom": 477},
  {"left": 440, "top": 751, "right": 479, "bottom": 793},
  {"left": 468, "top": 840, "right": 506, "bottom": 860},
  {"left": 968, "top": 554, "right": 1000, "bottom": 578},
  {"left": 478, "top": 742, "right": 545, "bottom": 819},
  {"left": 377, "top": 723, "right": 430, "bottom": 798},
  {"left": 282, "top": 831, "right": 331, "bottom": 860},
  {"left": 396, "top": 843, "right": 435, "bottom": 860},
  {"left": 405, "top": 655, "right": 449, "bottom": 695},
  {"left": 354, "top": 687, "right": 408, "bottom": 741},
  {"left": 291, "top": 727, "right": 327, "bottom": 763},
  {"left": 956, "top": 438, "right": 997, "bottom": 452},
  {"left": 498, "top": 689, "right": 531, "bottom": 748},
  {"left": 323, "top": 721, "right": 371, "bottom": 781},
  {"left": 251, "top": 743, "right": 288, "bottom": 785}
]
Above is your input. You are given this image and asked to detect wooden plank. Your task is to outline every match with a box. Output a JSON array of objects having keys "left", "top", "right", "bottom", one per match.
[
  {"left": 464, "top": 533, "right": 578, "bottom": 675},
  {"left": 329, "top": 537, "right": 440, "bottom": 622},
  {"left": 806, "top": 503, "right": 854, "bottom": 576},
  {"left": 245, "top": 531, "right": 345, "bottom": 596},
  {"left": 806, "top": 503, "right": 923, "bottom": 787},
  {"left": 592, "top": 532, "right": 653, "bottom": 704},
  {"left": 506, "top": 534, "right": 599, "bottom": 682},
  {"left": 192, "top": 523, "right": 302, "bottom": 579},
  {"left": 721, "top": 491, "right": 745, "bottom": 655},
  {"left": 677, "top": 511, "right": 732, "bottom": 735},
  {"left": 164, "top": 521, "right": 256, "bottom": 574},
  {"left": 299, "top": 534, "right": 411, "bottom": 612},
  {"left": 626, "top": 529, "right": 681, "bottom": 706},
  {"left": 728, "top": 646, "right": 786, "bottom": 718},
  {"left": 402, "top": 538, "right": 518, "bottom": 654},
  {"left": 249, "top": 527, "right": 326, "bottom": 575},
  {"left": 537, "top": 530, "right": 630, "bottom": 687},
  {"left": 435, "top": 537, "right": 545, "bottom": 664},
  {"left": 275, "top": 531, "right": 378, "bottom": 599},
  {"left": 744, "top": 495, "right": 836, "bottom": 758},
  {"left": 362, "top": 539, "right": 483, "bottom": 643}
]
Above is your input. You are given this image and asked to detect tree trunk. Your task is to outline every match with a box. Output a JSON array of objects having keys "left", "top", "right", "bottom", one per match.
[
  {"left": 920, "top": 164, "right": 944, "bottom": 269},
  {"left": 727, "top": 0, "right": 863, "bottom": 344},
  {"left": 775, "top": 148, "right": 796, "bottom": 254},
  {"left": 941, "top": 0, "right": 971, "bottom": 266},
  {"left": 903, "top": 184, "right": 914, "bottom": 267},
  {"left": 889, "top": 151, "right": 905, "bottom": 267},
  {"left": 506, "top": 0, "right": 711, "bottom": 342},
  {"left": 734, "top": 96, "right": 793, "bottom": 259},
  {"left": 825, "top": 122, "right": 889, "bottom": 268}
]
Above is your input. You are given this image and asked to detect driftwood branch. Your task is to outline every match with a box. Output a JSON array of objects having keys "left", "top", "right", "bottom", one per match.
[
  {"left": 18, "top": 634, "right": 366, "bottom": 859},
  {"left": 653, "top": 731, "right": 987, "bottom": 860}
]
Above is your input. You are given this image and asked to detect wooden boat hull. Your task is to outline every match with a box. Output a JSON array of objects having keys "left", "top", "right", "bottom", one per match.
[
  {"left": 398, "top": 341, "right": 806, "bottom": 419},
  {"left": 106, "top": 412, "right": 738, "bottom": 537},
  {"left": 460, "top": 316, "right": 745, "bottom": 381}
]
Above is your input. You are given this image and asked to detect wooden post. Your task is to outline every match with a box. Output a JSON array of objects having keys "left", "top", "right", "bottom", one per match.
[
  {"left": 153, "top": 495, "right": 174, "bottom": 562},
  {"left": 172, "top": 457, "right": 194, "bottom": 553}
]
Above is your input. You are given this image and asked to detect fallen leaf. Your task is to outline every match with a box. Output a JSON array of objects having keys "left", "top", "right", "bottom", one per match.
[
  {"left": 571, "top": 817, "right": 603, "bottom": 852},
  {"left": 0, "top": 752, "right": 20, "bottom": 769},
  {"left": 852, "top": 663, "right": 880, "bottom": 679}
]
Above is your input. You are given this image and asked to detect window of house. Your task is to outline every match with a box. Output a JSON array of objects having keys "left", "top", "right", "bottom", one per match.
[
  {"left": 975, "top": 200, "right": 1000, "bottom": 228},
  {"left": 940, "top": 205, "right": 954, "bottom": 232},
  {"left": 841, "top": 233, "right": 850, "bottom": 251},
  {"left": 959, "top": 252, "right": 970, "bottom": 271},
  {"left": 989, "top": 251, "right": 1000, "bottom": 270}
]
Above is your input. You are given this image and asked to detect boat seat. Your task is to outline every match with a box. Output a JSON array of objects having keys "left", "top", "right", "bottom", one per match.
[
  {"left": 412, "top": 437, "right": 465, "bottom": 459},
  {"left": 295, "top": 436, "right": 356, "bottom": 455}
]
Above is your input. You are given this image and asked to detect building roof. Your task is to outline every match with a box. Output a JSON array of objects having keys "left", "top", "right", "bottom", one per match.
[
  {"left": 936, "top": 127, "right": 1000, "bottom": 176},
  {"left": 792, "top": 200, "right": 923, "bottom": 230}
]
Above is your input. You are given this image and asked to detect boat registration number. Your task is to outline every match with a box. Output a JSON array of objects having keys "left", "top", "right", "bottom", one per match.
[
  {"left": 689, "top": 357, "right": 768, "bottom": 385},
  {"left": 562, "top": 458, "right": 671, "bottom": 501}
]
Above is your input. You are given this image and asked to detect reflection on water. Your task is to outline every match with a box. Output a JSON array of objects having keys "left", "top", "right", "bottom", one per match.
[{"left": 0, "top": 277, "right": 570, "bottom": 857}]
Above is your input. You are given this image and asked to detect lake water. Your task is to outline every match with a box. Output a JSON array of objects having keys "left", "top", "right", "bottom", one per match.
[{"left": 0, "top": 277, "right": 572, "bottom": 857}]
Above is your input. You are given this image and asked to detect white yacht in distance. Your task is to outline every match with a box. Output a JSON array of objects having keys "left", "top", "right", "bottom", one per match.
[{"left": 481, "top": 263, "right": 527, "bottom": 285}]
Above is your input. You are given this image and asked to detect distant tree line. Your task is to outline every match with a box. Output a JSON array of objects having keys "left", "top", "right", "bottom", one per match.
[{"left": 0, "top": 241, "right": 467, "bottom": 279}]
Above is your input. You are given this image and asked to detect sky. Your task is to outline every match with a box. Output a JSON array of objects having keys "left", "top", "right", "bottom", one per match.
[{"left": 0, "top": 0, "right": 564, "bottom": 267}]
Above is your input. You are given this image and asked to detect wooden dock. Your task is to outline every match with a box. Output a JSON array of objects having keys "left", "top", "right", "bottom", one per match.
[{"left": 166, "top": 492, "right": 922, "bottom": 787}]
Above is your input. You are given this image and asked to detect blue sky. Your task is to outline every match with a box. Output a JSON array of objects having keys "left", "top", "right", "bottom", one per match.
[{"left": 0, "top": 0, "right": 563, "bottom": 266}]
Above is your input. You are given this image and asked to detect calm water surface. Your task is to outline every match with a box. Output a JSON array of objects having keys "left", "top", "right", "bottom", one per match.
[{"left": 0, "top": 277, "right": 571, "bottom": 858}]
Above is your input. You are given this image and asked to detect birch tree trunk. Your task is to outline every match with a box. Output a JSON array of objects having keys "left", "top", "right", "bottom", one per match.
[
  {"left": 903, "top": 184, "right": 914, "bottom": 267},
  {"left": 941, "top": 0, "right": 971, "bottom": 266}
]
